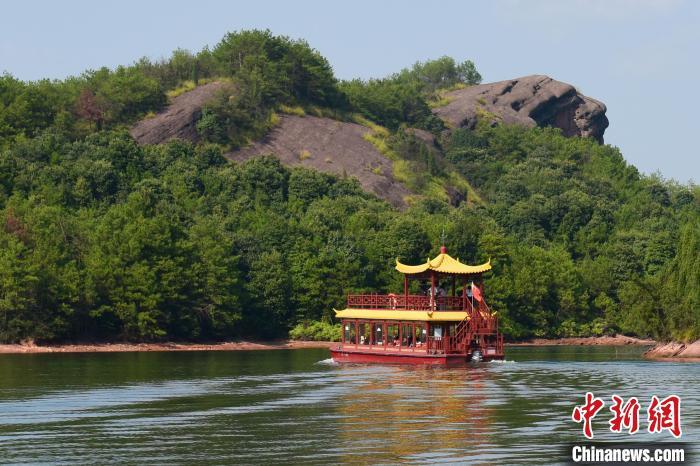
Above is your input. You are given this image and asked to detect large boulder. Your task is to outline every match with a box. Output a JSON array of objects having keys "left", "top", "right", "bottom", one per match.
[
  {"left": 679, "top": 340, "right": 700, "bottom": 358},
  {"left": 434, "top": 75, "right": 609, "bottom": 143},
  {"left": 644, "top": 341, "right": 686, "bottom": 359}
]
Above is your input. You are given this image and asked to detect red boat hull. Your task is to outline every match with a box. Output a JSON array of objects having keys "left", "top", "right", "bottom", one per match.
[{"left": 330, "top": 347, "right": 503, "bottom": 365}]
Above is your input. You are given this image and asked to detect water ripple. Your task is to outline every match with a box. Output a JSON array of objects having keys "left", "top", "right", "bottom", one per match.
[{"left": 0, "top": 346, "right": 697, "bottom": 465}]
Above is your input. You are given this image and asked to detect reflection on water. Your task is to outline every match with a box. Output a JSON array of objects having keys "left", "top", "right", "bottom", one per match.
[
  {"left": 0, "top": 346, "right": 697, "bottom": 464},
  {"left": 335, "top": 365, "right": 495, "bottom": 463}
]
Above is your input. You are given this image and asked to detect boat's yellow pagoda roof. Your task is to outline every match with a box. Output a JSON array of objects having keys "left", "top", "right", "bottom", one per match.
[
  {"left": 334, "top": 309, "right": 468, "bottom": 322},
  {"left": 396, "top": 247, "right": 491, "bottom": 275}
]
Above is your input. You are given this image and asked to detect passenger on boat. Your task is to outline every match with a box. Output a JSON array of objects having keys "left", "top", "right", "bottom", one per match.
[
  {"left": 393, "top": 335, "right": 400, "bottom": 346},
  {"left": 388, "top": 293, "right": 398, "bottom": 309},
  {"left": 429, "top": 285, "right": 446, "bottom": 310},
  {"left": 437, "top": 285, "right": 447, "bottom": 310},
  {"left": 428, "top": 285, "right": 435, "bottom": 310}
]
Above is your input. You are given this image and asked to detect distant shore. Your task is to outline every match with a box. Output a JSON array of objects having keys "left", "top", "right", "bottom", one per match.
[
  {"left": 0, "top": 340, "right": 336, "bottom": 354},
  {"left": 0, "top": 335, "right": 660, "bottom": 355},
  {"left": 511, "top": 335, "right": 656, "bottom": 347},
  {"left": 514, "top": 336, "right": 700, "bottom": 362}
]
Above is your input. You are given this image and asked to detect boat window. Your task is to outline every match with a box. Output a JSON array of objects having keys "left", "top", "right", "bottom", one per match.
[
  {"left": 430, "top": 325, "right": 443, "bottom": 339},
  {"left": 401, "top": 323, "right": 413, "bottom": 347},
  {"left": 357, "top": 322, "right": 370, "bottom": 345},
  {"left": 373, "top": 322, "right": 384, "bottom": 345},
  {"left": 344, "top": 321, "right": 357, "bottom": 344},
  {"left": 387, "top": 323, "right": 399, "bottom": 347},
  {"left": 415, "top": 324, "right": 426, "bottom": 347}
]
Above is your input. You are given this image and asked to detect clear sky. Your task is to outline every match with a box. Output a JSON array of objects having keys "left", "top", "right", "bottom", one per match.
[{"left": 1, "top": 0, "right": 698, "bottom": 183}]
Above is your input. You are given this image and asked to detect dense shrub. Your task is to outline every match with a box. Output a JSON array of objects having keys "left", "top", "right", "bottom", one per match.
[{"left": 289, "top": 321, "right": 342, "bottom": 342}]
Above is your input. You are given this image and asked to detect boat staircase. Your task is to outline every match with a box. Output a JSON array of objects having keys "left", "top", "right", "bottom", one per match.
[{"left": 451, "top": 302, "right": 503, "bottom": 357}]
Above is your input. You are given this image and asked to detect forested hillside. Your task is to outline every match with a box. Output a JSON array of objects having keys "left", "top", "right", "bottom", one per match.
[{"left": 0, "top": 30, "right": 697, "bottom": 343}]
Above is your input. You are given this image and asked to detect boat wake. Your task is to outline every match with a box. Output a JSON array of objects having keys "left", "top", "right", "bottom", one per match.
[
  {"left": 489, "top": 359, "right": 516, "bottom": 364},
  {"left": 315, "top": 358, "right": 338, "bottom": 365}
]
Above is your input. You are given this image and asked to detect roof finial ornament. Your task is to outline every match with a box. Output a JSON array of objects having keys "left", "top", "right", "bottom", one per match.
[{"left": 440, "top": 227, "right": 447, "bottom": 254}]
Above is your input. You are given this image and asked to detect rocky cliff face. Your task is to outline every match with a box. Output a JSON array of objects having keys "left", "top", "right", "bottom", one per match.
[
  {"left": 434, "top": 75, "right": 609, "bottom": 143},
  {"left": 226, "top": 115, "right": 412, "bottom": 208},
  {"left": 130, "top": 81, "right": 227, "bottom": 145},
  {"left": 129, "top": 75, "right": 610, "bottom": 208},
  {"left": 129, "top": 83, "right": 414, "bottom": 208}
]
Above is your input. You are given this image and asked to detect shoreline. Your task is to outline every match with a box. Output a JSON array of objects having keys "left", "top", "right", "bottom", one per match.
[
  {"left": 509, "top": 335, "right": 655, "bottom": 347},
  {"left": 0, "top": 340, "right": 336, "bottom": 354},
  {"left": 0, "top": 335, "right": 658, "bottom": 355},
  {"left": 643, "top": 340, "right": 700, "bottom": 361}
]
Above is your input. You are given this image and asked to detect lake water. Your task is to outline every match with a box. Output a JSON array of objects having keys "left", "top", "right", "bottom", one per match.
[{"left": 0, "top": 346, "right": 697, "bottom": 465}]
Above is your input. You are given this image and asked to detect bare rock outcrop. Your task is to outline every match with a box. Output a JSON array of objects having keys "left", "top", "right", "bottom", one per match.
[
  {"left": 129, "top": 75, "right": 609, "bottom": 209},
  {"left": 130, "top": 81, "right": 227, "bottom": 145},
  {"left": 645, "top": 340, "right": 700, "bottom": 360},
  {"left": 129, "top": 83, "right": 412, "bottom": 208},
  {"left": 434, "top": 75, "right": 609, "bottom": 143},
  {"left": 226, "top": 115, "right": 411, "bottom": 208}
]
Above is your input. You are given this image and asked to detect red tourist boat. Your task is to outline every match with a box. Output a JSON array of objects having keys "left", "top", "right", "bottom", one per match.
[{"left": 330, "top": 246, "right": 504, "bottom": 364}]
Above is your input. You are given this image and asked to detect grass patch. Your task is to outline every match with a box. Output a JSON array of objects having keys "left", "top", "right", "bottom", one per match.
[
  {"left": 278, "top": 103, "right": 349, "bottom": 120},
  {"left": 357, "top": 117, "right": 397, "bottom": 164},
  {"left": 428, "top": 83, "right": 469, "bottom": 108},
  {"left": 362, "top": 132, "right": 395, "bottom": 159},
  {"left": 429, "top": 96, "right": 453, "bottom": 108},
  {"left": 403, "top": 194, "right": 421, "bottom": 206},
  {"left": 425, "top": 179, "right": 450, "bottom": 202},
  {"left": 446, "top": 171, "right": 484, "bottom": 206},
  {"left": 390, "top": 159, "right": 409, "bottom": 184},
  {"left": 353, "top": 114, "right": 390, "bottom": 138},
  {"left": 299, "top": 149, "right": 312, "bottom": 161},
  {"left": 475, "top": 106, "right": 501, "bottom": 123},
  {"left": 166, "top": 80, "right": 197, "bottom": 99},
  {"left": 278, "top": 104, "right": 306, "bottom": 116},
  {"left": 307, "top": 105, "right": 348, "bottom": 120},
  {"left": 352, "top": 112, "right": 485, "bottom": 207},
  {"left": 445, "top": 82, "right": 467, "bottom": 92},
  {"left": 166, "top": 77, "right": 231, "bottom": 99}
]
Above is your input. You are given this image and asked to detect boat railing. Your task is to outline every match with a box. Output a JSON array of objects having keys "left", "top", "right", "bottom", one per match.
[
  {"left": 464, "top": 311, "right": 496, "bottom": 333},
  {"left": 427, "top": 336, "right": 468, "bottom": 354},
  {"left": 347, "top": 294, "right": 474, "bottom": 312},
  {"left": 427, "top": 336, "right": 446, "bottom": 354}
]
